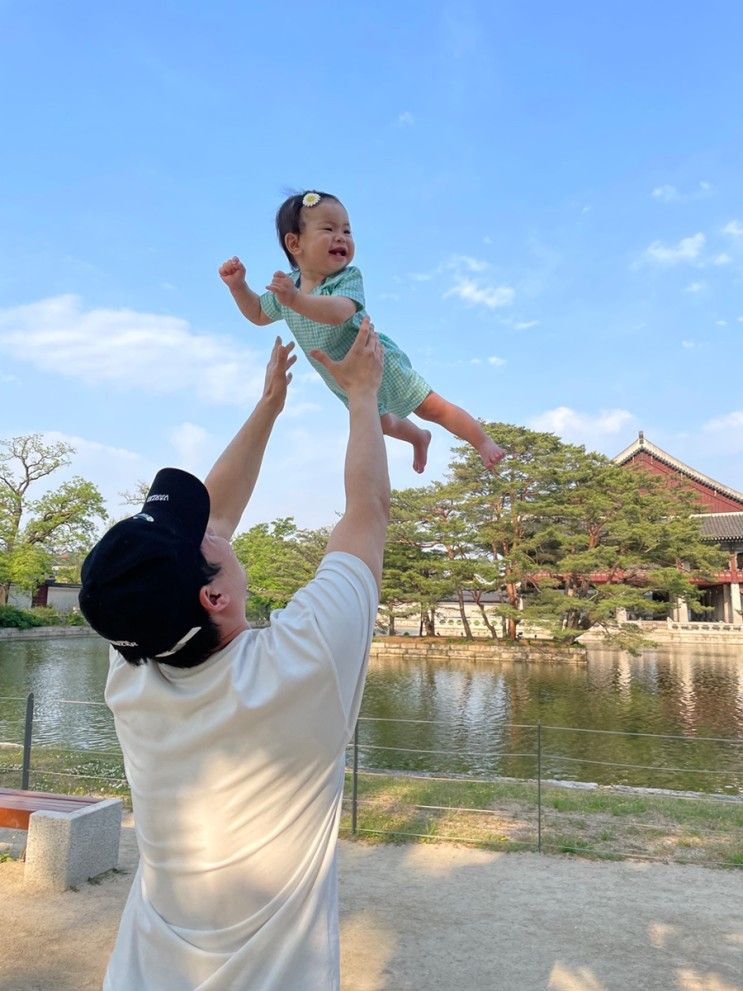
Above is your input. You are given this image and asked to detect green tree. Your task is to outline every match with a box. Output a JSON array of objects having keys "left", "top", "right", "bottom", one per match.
[
  {"left": 528, "top": 460, "right": 726, "bottom": 650},
  {"left": 233, "top": 518, "right": 328, "bottom": 621},
  {"left": 0, "top": 435, "right": 107, "bottom": 601},
  {"left": 447, "top": 423, "right": 727, "bottom": 649},
  {"left": 383, "top": 487, "right": 462, "bottom": 636},
  {"left": 449, "top": 422, "right": 584, "bottom": 639}
]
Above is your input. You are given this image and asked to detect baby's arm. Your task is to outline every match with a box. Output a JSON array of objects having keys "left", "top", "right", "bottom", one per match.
[
  {"left": 267, "top": 272, "right": 357, "bottom": 326},
  {"left": 219, "top": 256, "right": 274, "bottom": 326}
]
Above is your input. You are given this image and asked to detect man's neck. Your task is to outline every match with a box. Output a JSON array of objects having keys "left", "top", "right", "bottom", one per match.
[{"left": 211, "top": 618, "right": 250, "bottom": 654}]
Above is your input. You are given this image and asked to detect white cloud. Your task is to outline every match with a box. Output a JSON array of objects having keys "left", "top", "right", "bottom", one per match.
[
  {"left": 409, "top": 255, "right": 515, "bottom": 312},
  {"left": 651, "top": 184, "right": 679, "bottom": 202},
  {"left": 513, "top": 320, "right": 539, "bottom": 330},
  {"left": 684, "top": 281, "right": 706, "bottom": 293},
  {"left": 643, "top": 233, "right": 705, "bottom": 265},
  {"left": 446, "top": 255, "right": 491, "bottom": 273},
  {"left": 529, "top": 406, "right": 635, "bottom": 447},
  {"left": 681, "top": 340, "right": 698, "bottom": 349},
  {"left": 722, "top": 220, "right": 743, "bottom": 237},
  {"left": 713, "top": 253, "right": 732, "bottom": 266},
  {"left": 43, "top": 431, "right": 140, "bottom": 465},
  {"left": 396, "top": 111, "right": 414, "bottom": 127},
  {"left": 169, "top": 422, "right": 212, "bottom": 475},
  {"left": 463, "top": 356, "right": 504, "bottom": 367},
  {"left": 40, "top": 430, "right": 151, "bottom": 522},
  {"left": 715, "top": 320, "right": 728, "bottom": 327},
  {"left": 704, "top": 410, "right": 743, "bottom": 432},
  {"left": 444, "top": 279, "right": 515, "bottom": 309},
  {"left": 651, "top": 181, "right": 713, "bottom": 202},
  {"left": 0, "top": 295, "right": 266, "bottom": 406}
]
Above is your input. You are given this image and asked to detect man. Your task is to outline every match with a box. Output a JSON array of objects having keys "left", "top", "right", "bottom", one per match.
[{"left": 79, "top": 319, "right": 390, "bottom": 990}]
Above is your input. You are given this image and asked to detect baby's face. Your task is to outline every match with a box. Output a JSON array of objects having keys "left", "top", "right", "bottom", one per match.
[{"left": 294, "top": 199, "right": 355, "bottom": 276}]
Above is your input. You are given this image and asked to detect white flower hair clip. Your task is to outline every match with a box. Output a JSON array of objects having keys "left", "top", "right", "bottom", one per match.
[{"left": 302, "top": 192, "right": 321, "bottom": 208}]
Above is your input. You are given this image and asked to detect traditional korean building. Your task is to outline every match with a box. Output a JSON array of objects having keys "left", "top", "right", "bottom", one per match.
[{"left": 613, "top": 432, "right": 743, "bottom": 625}]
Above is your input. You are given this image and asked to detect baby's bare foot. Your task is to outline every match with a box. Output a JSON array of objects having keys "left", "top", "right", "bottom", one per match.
[
  {"left": 412, "top": 430, "right": 432, "bottom": 473},
  {"left": 479, "top": 439, "right": 505, "bottom": 469}
]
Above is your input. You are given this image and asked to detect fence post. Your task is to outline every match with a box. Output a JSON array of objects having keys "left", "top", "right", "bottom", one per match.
[
  {"left": 352, "top": 720, "right": 359, "bottom": 835},
  {"left": 537, "top": 721, "right": 542, "bottom": 854},
  {"left": 22, "top": 692, "right": 34, "bottom": 790}
]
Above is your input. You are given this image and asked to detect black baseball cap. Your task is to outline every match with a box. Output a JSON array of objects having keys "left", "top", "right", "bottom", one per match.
[{"left": 79, "top": 468, "right": 211, "bottom": 658}]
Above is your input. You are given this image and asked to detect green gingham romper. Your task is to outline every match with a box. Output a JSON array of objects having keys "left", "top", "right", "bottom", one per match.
[{"left": 259, "top": 265, "right": 432, "bottom": 417}]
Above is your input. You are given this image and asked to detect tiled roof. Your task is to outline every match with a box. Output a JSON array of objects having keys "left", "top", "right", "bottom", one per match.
[
  {"left": 696, "top": 512, "right": 743, "bottom": 540},
  {"left": 613, "top": 433, "right": 743, "bottom": 505}
]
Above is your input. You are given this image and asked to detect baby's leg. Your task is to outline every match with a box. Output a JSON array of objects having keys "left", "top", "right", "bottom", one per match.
[
  {"left": 414, "top": 392, "right": 504, "bottom": 468},
  {"left": 380, "top": 414, "right": 432, "bottom": 474}
]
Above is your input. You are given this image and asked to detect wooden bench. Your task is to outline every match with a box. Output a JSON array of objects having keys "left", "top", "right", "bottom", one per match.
[
  {"left": 0, "top": 788, "right": 101, "bottom": 829},
  {"left": 0, "top": 787, "right": 122, "bottom": 890}
]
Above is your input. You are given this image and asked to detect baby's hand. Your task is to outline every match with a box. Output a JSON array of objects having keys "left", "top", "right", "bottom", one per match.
[
  {"left": 219, "top": 256, "right": 247, "bottom": 289},
  {"left": 267, "top": 271, "right": 298, "bottom": 308}
]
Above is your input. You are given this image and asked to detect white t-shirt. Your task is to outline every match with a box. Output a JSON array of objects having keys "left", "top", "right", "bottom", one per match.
[{"left": 104, "top": 552, "right": 377, "bottom": 991}]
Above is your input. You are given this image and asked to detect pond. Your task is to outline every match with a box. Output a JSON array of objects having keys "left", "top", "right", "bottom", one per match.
[{"left": 1, "top": 636, "right": 741, "bottom": 793}]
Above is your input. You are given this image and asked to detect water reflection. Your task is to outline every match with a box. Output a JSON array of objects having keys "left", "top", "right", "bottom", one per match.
[
  {"left": 360, "top": 647, "right": 743, "bottom": 793},
  {"left": 0, "top": 637, "right": 741, "bottom": 792}
]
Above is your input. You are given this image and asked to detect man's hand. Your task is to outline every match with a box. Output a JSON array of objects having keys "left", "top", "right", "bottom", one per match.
[
  {"left": 204, "top": 338, "right": 296, "bottom": 541},
  {"left": 267, "top": 271, "right": 298, "bottom": 308},
  {"left": 219, "top": 256, "right": 247, "bottom": 290},
  {"left": 310, "top": 316, "right": 383, "bottom": 397},
  {"left": 263, "top": 337, "right": 296, "bottom": 411}
]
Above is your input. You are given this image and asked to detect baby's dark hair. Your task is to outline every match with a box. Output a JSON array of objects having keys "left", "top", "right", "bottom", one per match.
[{"left": 276, "top": 190, "right": 341, "bottom": 269}]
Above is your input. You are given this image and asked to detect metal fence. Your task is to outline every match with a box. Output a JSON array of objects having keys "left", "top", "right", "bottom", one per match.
[{"left": 1, "top": 693, "right": 742, "bottom": 867}]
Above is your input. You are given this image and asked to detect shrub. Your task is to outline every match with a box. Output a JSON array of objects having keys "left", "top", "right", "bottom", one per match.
[
  {"left": 0, "top": 605, "right": 88, "bottom": 628},
  {"left": 64, "top": 610, "right": 88, "bottom": 627},
  {"left": 0, "top": 605, "right": 45, "bottom": 629},
  {"left": 29, "top": 606, "right": 65, "bottom": 626}
]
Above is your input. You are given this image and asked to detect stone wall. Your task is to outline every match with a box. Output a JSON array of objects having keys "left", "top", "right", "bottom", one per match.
[
  {"left": 0, "top": 626, "right": 99, "bottom": 641},
  {"left": 369, "top": 636, "right": 586, "bottom": 665}
]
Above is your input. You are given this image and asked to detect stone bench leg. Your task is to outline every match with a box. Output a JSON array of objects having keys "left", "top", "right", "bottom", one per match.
[{"left": 24, "top": 799, "right": 123, "bottom": 891}]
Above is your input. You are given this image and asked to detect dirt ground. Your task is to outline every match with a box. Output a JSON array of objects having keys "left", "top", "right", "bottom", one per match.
[{"left": 1, "top": 818, "right": 742, "bottom": 991}]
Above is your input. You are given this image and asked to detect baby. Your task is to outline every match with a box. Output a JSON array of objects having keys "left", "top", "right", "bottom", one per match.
[{"left": 219, "top": 190, "right": 504, "bottom": 472}]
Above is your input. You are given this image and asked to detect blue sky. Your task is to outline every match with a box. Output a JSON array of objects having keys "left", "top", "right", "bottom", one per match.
[{"left": 1, "top": 1, "right": 742, "bottom": 531}]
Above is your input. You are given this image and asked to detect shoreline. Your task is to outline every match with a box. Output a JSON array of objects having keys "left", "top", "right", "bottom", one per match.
[{"left": 0, "top": 626, "right": 99, "bottom": 641}]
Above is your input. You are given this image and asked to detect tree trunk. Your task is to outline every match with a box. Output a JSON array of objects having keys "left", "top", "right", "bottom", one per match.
[
  {"left": 457, "top": 590, "right": 473, "bottom": 638},
  {"left": 388, "top": 612, "right": 396, "bottom": 635},
  {"left": 0, "top": 583, "right": 8, "bottom": 606},
  {"left": 422, "top": 608, "right": 436, "bottom": 637},
  {"left": 476, "top": 601, "right": 498, "bottom": 639},
  {"left": 505, "top": 581, "right": 520, "bottom": 640}
]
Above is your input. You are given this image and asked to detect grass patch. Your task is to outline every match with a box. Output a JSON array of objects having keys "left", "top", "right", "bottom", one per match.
[
  {"left": 2, "top": 747, "right": 740, "bottom": 868},
  {"left": 340, "top": 770, "right": 743, "bottom": 868}
]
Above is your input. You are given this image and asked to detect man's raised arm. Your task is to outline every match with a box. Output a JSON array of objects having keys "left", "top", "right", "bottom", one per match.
[
  {"left": 310, "top": 318, "right": 390, "bottom": 591},
  {"left": 204, "top": 338, "right": 296, "bottom": 540}
]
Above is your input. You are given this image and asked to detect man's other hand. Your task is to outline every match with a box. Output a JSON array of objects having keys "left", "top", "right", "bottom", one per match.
[
  {"left": 263, "top": 337, "right": 296, "bottom": 411},
  {"left": 309, "top": 317, "right": 383, "bottom": 398}
]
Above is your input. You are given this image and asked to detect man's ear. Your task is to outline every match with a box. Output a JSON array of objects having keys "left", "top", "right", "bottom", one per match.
[
  {"left": 284, "top": 231, "right": 300, "bottom": 258},
  {"left": 199, "top": 585, "right": 231, "bottom": 615}
]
